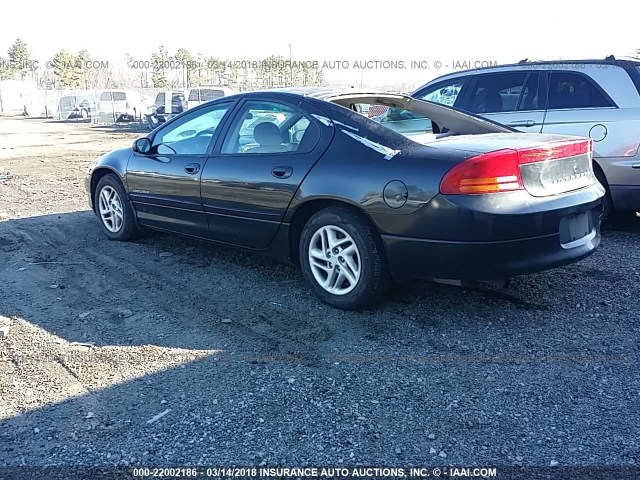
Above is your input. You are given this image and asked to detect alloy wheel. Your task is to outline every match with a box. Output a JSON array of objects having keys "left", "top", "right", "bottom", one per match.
[
  {"left": 308, "top": 225, "right": 361, "bottom": 295},
  {"left": 98, "top": 185, "right": 124, "bottom": 233}
]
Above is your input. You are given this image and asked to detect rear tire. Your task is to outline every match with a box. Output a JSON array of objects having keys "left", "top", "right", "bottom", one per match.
[
  {"left": 94, "top": 174, "right": 141, "bottom": 241},
  {"left": 299, "top": 207, "right": 389, "bottom": 310}
]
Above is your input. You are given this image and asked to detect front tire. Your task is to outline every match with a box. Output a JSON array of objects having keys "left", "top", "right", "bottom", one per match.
[
  {"left": 94, "top": 174, "right": 141, "bottom": 241},
  {"left": 299, "top": 207, "right": 389, "bottom": 310}
]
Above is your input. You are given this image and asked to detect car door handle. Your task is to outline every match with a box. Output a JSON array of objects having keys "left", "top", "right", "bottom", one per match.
[
  {"left": 509, "top": 120, "right": 535, "bottom": 127},
  {"left": 633, "top": 163, "right": 640, "bottom": 169},
  {"left": 184, "top": 163, "right": 200, "bottom": 174},
  {"left": 272, "top": 166, "right": 293, "bottom": 179}
]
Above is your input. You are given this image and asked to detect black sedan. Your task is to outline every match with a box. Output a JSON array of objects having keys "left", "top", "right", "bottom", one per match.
[{"left": 86, "top": 88, "right": 604, "bottom": 309}]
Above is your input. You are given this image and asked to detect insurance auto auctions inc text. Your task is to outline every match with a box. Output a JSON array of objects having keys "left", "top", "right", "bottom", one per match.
[
  {"left": 252, "top": 466, "right": 497, "bottom": 477},
  {"left": 300, "top": 60, "right": 498, "bottom": 70}
]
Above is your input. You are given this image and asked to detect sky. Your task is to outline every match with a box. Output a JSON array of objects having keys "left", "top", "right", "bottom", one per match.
[{"left": 1, "top": 0, "right": 638, "bottom": 89}]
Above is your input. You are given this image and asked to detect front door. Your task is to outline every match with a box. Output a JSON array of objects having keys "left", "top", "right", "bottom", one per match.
[
  {"left": 200, "top": 98, "right": 328, "bottom": 249},
  {"left": 127, "top": 101, "right": 234, "bottom": 236}
]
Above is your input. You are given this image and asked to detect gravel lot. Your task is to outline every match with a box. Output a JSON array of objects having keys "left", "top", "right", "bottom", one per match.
[{"left": 0, "top": 117, "right": 639, "bottom": 473}]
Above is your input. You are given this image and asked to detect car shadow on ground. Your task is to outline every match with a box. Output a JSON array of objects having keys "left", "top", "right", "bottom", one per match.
[
  {"left": 0, "top": 210, "right": 638, "bottom": 349},
  {"left": 89, "top": 123, "right": 149, "bottom": 134},
  {"left": 1, "top": 211, "right": 639, "bottom": 467}
]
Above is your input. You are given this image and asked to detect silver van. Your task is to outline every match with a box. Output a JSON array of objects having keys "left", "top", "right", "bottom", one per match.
[{"left": 412, "top": 57, "right": 640, "bottom": 216}]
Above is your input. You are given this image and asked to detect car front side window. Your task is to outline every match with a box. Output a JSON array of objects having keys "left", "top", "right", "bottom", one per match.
[
  {"left": 152, "top": 103, "right": 232, "bottom": 155},
  {"left": 416, "top": 78, "right": 468, "bottom": 107},
  {"left": 466, "top": 72, "right": 529, "bottom": 114}
]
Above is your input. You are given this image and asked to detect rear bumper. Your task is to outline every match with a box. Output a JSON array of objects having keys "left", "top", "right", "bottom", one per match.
[
  {"left": 380, "top": 192, "right": 603, "bottom": 281},
  {"left": 383, "top": 227, "right": 599, "bottom": 281}
]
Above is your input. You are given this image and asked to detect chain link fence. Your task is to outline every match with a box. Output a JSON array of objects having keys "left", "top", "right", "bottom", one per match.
[{"left": 0, "top": 82, "right": 179, "bottom": 127}]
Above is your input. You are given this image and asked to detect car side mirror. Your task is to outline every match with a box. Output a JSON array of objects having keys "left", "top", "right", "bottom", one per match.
[{"left": 132, "top": 137, "right": 151, "bottom": 154}]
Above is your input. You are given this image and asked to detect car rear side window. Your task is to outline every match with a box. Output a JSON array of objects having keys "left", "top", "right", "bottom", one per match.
[
  {"left": 547, "top": 72, "right": 613, "bottom": 109},
  {"left": 112, "top": 92, "right": 126, "bottom": 101},
  {"left": 466, "top": 72, "right": 532, "bottom": 114}
]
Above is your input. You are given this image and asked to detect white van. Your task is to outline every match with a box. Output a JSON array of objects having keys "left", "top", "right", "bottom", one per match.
[
  {"left": 97, "top": 89, "right": 145, "bottom": 122},
  {"left": 186, "top": 86, "right": 235, "bottom": 110}
]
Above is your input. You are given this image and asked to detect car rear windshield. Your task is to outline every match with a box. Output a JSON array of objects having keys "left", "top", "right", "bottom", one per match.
[{"left": 351, "top": 103, "right": 433, "bottom": 137}]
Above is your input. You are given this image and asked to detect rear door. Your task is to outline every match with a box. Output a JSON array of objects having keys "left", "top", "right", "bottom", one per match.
[
  {"left": 460, "top": 71, "right": 546, "bottom": 133},
  {"left": 127, "top": 101, "right": 235, "bottom": 236},
  {"left": 541, "top": 70, "right": 619, "bottom": 146},
  {"left": 200, "top": 97, "right": 331, "bottom": 249}
]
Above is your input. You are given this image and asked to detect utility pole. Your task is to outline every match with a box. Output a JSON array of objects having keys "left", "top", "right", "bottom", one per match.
[{"left": 289, "top": 43, "right": 293, "bottom": 87}]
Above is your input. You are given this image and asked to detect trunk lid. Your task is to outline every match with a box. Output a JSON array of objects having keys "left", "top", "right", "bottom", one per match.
[{"left": 427, "top": 133, "right": 595, "bottom": 197}]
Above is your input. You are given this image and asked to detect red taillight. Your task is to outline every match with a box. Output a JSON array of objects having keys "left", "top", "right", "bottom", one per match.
[
  {"left": 440, "top": 149, "right": 524, "bottom": 194},
  {"left": 440, "top": 139, "right": 593, "bottom": 195}
]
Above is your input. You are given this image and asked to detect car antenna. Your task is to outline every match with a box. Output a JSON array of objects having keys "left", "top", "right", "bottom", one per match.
[
  {"left": 517, "top": 58, "right": 528, "bottom": 64},
  {"left": 605, "top": 54, "right": 616, "bottom": 60}
]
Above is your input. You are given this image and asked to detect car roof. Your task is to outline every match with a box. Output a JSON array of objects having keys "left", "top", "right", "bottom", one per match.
[
  {"left": 258, "top": 86, "right": 409, "bottom": 100},
  {"left": 223, "top": 88, "right": 512, "bottom": 135}
]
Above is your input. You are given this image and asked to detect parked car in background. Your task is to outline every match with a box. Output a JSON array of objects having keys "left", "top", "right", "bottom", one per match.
[
  {"left": 186, "top": 86, "right": 235, "bottom": 110},
  {"left": 152, "top": 90, "right": 186, "bottom": 114},
  {"left": 146, "top": 90, "right": 187, "bottom": 129},
  {"left": 412, "top": 57, "right": 640, "bottom": 216},
  {"left": 97, "top": 89, "right": 145, "bottom": 122},
  {"left": 86, "top": 88, "right": 603, "bottom": 309},
  {"left": 58, "top": 95, "right": 96, "bottom": 120}
]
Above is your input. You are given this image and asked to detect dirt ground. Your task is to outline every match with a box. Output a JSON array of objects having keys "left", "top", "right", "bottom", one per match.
[{"left": 1, "top": 116, "right": 639, "bottom": 472}]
